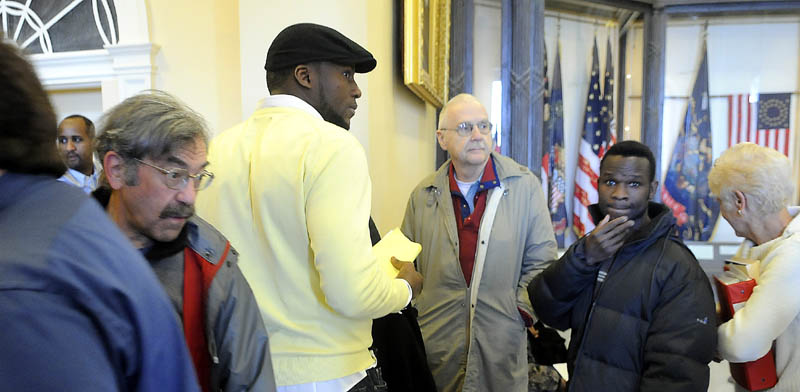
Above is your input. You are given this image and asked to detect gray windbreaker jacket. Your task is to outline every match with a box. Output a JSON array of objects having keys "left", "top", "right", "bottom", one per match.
[
  {"left": 154, "top": 216, "right": 276, "bottom": 392},
  {"left": 401, "top": 153, "right": 557, "bottom": 392},
  {"left": 95, "top": 184, "right": 277, "bottom": 392}
]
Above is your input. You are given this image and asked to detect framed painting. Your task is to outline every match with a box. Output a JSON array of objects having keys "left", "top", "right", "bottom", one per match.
[{"left": 403, "top": 0, "right": 450, "bottom": 108}]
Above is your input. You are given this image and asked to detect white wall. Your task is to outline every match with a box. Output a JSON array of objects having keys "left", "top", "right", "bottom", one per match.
[
  {"left": 473, "top": 1, "right": 502, "bottom": 117},
  {"left": 622, "top": 25, "right": 643, "bottom": 142},
  {"left": 49, "top": 88, "right": 104, "bottom": 124}
]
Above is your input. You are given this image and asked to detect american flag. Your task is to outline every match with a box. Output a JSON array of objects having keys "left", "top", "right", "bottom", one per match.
[
  {"left": 573, "top": 39, "right": 609, "bottom": 238},
  {"left": 727, "top": 93, "right": 792, "bottom": 156}
]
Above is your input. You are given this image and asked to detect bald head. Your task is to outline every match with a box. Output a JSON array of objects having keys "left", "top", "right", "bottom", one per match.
[
  {"left": 438, "top": 93, "right": 487, "bottom": 130},
  {"left": 436, "top": 94, "right": 494, "bottom": 182}
]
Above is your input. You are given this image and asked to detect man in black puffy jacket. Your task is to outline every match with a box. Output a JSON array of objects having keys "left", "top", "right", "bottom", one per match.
[{"left": 528, "top": 141, "right": 717, "bottom": 391}]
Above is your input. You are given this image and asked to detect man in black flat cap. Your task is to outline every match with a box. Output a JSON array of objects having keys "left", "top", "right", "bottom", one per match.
[{"left": 197, "top": 23, "right": 423, "bottom": 392}]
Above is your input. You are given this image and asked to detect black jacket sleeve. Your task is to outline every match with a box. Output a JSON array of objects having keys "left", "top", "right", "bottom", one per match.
[
  {"left": 528, "top": 240, "right": 600, "bottom": 330},
  {"left": 639, "top": 244, "right": 717, "bottom": 392}
]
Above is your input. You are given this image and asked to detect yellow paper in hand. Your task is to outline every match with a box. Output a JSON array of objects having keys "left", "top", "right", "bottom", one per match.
[{"left": 373, "top": 228, "right": 422, "bottom": 279}]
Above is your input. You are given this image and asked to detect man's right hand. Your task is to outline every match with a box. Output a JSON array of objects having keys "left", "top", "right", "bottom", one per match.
[
  {"left": 392, "top": 257, "right": 423, "bottom": 299},
  {"left": 584, "top": 215, "right": 635, "bottom": 265}
]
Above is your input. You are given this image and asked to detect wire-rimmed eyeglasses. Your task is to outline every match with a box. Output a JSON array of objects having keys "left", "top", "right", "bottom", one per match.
[
  {"left": 440, "top": 120, "right": 493, "bottom": 136},
  {"left": 135, "top": 158, "right": 214, "bottom": 191}
]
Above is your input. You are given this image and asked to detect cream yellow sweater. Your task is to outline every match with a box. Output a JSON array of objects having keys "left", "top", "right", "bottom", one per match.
[
  {"left": 718, "top": 207, "right": 800, "bottom": 391},
  {"left": 196, "top": 95, "right": 409, "bottom": 386}
]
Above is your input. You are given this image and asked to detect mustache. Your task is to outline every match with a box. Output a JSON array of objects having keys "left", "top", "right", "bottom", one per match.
[
  {"left": 159, "top": 203, "right": 194, "bottom": 219},
  {"left": 465, "top": 141, "right": 488, "bottom": 150}
]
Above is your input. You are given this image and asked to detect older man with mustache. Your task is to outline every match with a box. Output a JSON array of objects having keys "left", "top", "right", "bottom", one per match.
[
  {"left": 92, "top": 91, "right": 276, "bottom": 392},
  {"left": 400, "top": 93, "right": 557, "bottom": 391}
]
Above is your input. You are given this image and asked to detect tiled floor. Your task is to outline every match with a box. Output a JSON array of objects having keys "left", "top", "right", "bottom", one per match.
[{"left": 709, "top": 360, "right": 740, "bottom": 391}]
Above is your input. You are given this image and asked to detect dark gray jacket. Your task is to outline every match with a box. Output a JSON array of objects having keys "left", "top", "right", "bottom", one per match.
[
  {"left": 529, "top": 203, "right": 716, "bottom": 391},
  {"left": 156, "top": 216, "right": 276, "bottom": 392},
  {"left": 94, "top": 188, "right": 275, "bottom": 392}
]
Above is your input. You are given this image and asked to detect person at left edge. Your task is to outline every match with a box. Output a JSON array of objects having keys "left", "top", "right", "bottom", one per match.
[
  {"left": 93, "top": 90, "right": 276, "bottom": 392},
  {"left": 0, "top": 40, "right": 199, "bottom": 392}
]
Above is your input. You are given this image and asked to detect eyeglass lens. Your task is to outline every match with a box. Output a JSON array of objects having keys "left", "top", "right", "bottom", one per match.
[{"left": 456, "top": 121, "right": 493, "bottom": 135}]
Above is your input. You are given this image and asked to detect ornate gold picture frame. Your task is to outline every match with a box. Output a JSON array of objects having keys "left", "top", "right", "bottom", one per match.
[{"left": 403, "top": 0, "right": 450, "bottom": 108}]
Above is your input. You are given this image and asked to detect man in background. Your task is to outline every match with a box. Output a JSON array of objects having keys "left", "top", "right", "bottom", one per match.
[
  {"left": 401, "top": 93, "right": 557, "bottom": 391},
  {"left": 0, "top": 40, "right": 199, "bottom": 392},
  {"left": 529, "top": 141, "right": 716, "bottom": 391},
  {"left": 93, "top": 91, "right": 275, "bottom": 392},
  {"left": 56, "top": 114, "right": 101, "bottom": 193},
  {"left": 197, "top": 23, "right": 422, "bottom": 391}
]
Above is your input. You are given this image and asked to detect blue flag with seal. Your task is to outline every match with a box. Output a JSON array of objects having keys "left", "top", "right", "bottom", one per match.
[
  {"left": 661, "top": 44, "right": 719, "bottom": 241},
  {"left": 543, "top": 45, "right": 568, "bottom": 247}
]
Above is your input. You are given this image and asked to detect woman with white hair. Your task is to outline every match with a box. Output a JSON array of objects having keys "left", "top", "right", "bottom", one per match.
[{"left": 708, "top": 142, "right": 800, "bottom": 391}]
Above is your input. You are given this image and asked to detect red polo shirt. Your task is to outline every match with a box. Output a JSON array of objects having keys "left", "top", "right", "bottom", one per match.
[{"left": 448, "top": 156, "right": 500, "bottom": 286}]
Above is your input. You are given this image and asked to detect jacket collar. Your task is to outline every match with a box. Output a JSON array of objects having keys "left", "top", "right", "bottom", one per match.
[
  {"left": 739, "top": 206, "right": 800, "bottom": 261},
  {"left": 424, "top": 152, "right": 528, "bottom": 190},
  {"left": 588, "top": 202, "right": 676, "bottom": 249},
  {"left": 60, "top": 157, "right": 102, "bottom": 185},
  {"left": 781, "top": 206, "right": 800, "bottom": 236},
  {"left": 448, "top": 155, "right": 500, "bottom": 194}
]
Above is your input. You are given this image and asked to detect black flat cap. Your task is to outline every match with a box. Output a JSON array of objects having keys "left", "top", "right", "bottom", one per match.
[{"left": 265, "top": 23, "right": 376, "bottom": 73}]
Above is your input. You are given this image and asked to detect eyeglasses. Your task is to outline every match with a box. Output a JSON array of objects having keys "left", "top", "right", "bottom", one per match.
[
  {"left": 135, "top": 159, "right": 214, "bottom": 191},
  {"left": 440, "top": 121, "right": 493, "bottom": 136}
]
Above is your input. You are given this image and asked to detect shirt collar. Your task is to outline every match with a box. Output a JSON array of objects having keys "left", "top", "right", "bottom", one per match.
[
  {"left": 448, "top": 156, "right": 500, "bottom": 195},
  {"left": 63, "top": 167, "right": 93, "bottom": 184},
  {"left": 62, "top": 157, "right": 102, "bottom": 187},
  {"left": 257, "top": 94, "right": 324, "bottom": 121}
]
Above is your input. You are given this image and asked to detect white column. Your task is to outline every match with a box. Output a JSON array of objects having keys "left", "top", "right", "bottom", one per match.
[{"left": 105, "top": 43, "right": 160, "bottom": 107}]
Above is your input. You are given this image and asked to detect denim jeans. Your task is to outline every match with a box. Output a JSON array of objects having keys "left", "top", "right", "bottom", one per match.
[{"left": 347, "top": 367, "right": 388, "bottom": 392}]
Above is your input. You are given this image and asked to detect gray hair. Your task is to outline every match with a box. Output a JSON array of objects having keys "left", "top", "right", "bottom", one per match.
[
  {"left": 708, "top": 142, "right": 794, "bottom": 216},
  {"left": 95, "top": 90, "right": 209, "bottom": 185}
]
